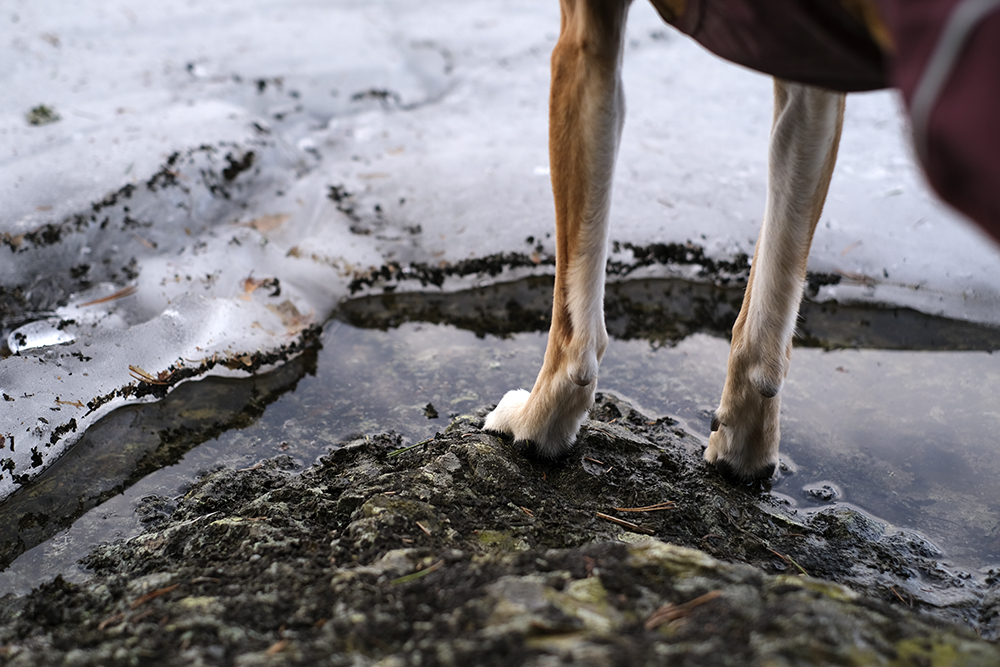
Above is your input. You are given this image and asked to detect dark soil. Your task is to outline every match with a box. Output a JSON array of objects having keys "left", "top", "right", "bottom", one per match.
[{"left": 1, "top": 393, "right": 998, "bottom": 666}]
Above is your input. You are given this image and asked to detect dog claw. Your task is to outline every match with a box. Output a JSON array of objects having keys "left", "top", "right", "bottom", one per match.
[
  {"left": 713, "top": 458, "right": 776, "bottom": 484},
  {"left": 710, "top": 414, "right": 721, "bottom": 431}
]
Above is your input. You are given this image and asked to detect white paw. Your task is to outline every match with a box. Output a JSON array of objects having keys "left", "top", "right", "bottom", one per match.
[
  {"left": 483, "top": 382, "right": 592, "bottom": 458},
  {"left": 483, "top": 389, "right": 531, "bottom": 434}
]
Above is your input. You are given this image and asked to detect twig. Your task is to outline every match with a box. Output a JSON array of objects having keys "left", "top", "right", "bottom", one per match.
[
  {"left": 415, "top": 521, "right": 431, "bottom": 536},
  {"left": 645, "top": 590, "right": 722, "bottom": 630},
  {"left": 128, "top": 365, "right": 160, "bottom": 384},
  {"left": 834, "top": 268, "right": 876, "bottom": 287},
  {"left": 98, "top": 613, "right": 125, "bottom": 631},
  {"left": 388, "top": 438, "right": 433, "bottom": 458},
  {"left": 391, "top": 560, "right": 444, "bottom": 585},
  {"left": 786, "top": 555, "right": 809, "bottom": 577},
  {"left": 129, "top": 609, "right": 156, "bottom": 624},
  {"left": 596, "top": 512, "right": 654, "bottom": 535},
  {"left": 133, "top": 234, "right": 156, "bottom": 250},
  {"left": 588, "top": 424, "right": 617, "bottom": 438},
  {"left": 584, "top": 457, "right": 605, "bottom": 465},
  {"left": 78, "top": 285, "right": 138, "bottom": 307},
  {"left": 722, "top": 513, "right": 808, "bottom": 574},
  {"left": 130, "top": 583, "right": 180, "bottom": 609},
  {"left": 128, "top": 365, "right": 177, "bottom": 386},
  {"left": 767, "top": 549, "right": 808, "bottom": 576},
  {"left": 265, "top": 639, "right": 289, "bottom": 656},
  {"left": 613, "top": 502, "right": 676, "bottom": 513}
]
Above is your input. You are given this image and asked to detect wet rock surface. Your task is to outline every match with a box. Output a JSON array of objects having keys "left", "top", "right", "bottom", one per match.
[{"left": 1, "top": 393, "right": 998, "bottom": 665}]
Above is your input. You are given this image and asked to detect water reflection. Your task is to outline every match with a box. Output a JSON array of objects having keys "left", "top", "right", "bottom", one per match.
[{"left": 0, "top": 349, "right": 318, "bottom": 573}]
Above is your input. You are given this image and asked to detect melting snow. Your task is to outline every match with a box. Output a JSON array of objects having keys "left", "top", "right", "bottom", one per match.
[{"left": 2, "top": 0, "right": 999, "bottom": 500}]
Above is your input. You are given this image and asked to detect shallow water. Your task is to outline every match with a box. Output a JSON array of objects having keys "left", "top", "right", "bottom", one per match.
[{"left": 2, "top": 277, "right": 1000, "bottom": 596}]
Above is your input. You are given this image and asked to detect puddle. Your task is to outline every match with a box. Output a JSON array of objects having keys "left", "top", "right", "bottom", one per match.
[{"left": 2, "top": 276, "right": 1000, "bottom": 596}]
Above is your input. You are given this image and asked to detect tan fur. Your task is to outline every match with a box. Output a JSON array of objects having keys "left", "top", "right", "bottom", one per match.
[
  {"left": 484, "top": 0, "right": 629, "bottom": 455},
  {"left": 485, "top": 2, "right": 852, "bottom": 481}
]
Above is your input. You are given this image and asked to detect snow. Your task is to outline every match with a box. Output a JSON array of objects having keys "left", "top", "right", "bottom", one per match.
[{"left": 2, "top": 0, "right": 998, "bottom": 500}]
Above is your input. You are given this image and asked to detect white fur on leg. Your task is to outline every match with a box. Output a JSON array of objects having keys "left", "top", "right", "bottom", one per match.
[{"left": 707, "top": 82, "right": 844, "bottom": 482}]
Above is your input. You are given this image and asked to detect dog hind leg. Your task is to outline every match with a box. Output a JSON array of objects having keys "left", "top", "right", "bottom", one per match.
[
  {"left": 484, "top": 0, "right": 631, "bottom": 456},
  {"left": 705, "top": 80, "right": 845, "bottom": 482}
]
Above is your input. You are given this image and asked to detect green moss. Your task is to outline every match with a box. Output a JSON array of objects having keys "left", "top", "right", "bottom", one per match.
[
  {"left": 770, "top": 575, "right": 859, "bottom": 603},
  {"left": 177, "top": 596, "right": 223, "bottom": 613},
  {"left": 891, "top": 636, "right": 997, "bottom": 667},
  {"left": 627, "top": 539, "right": 721, "bottom": 575},
  {"left": 360, "top": 495, "right": 437, "bottom": 521},
  {"left": 476, "top": 530, "right": 528, "bottom": 551},
  {"left": 552, "top": 577, "right": 625, "bottom": 634},
  {"left": 563, "top": 576, "right": 608, "bottom": 606}
]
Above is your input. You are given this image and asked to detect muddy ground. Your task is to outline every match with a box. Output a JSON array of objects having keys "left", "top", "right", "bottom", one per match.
[{"left": 1, "top": 393, "right": 999, "bottom": 665}]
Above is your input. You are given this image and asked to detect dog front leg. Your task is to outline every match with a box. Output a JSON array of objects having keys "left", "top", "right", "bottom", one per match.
[
  {"left": 706, "top": 80, "right": 845, "bottom": 482},
  {"left": 485, "top": 0, "right": 630, "bottom": 456}
]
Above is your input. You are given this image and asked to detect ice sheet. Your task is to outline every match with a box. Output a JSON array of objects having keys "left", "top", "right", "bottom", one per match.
[{"left": 2, "top": 0, "right": 998, "bottom": 500}]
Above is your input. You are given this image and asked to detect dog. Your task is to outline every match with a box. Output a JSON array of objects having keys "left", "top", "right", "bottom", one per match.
[{"left": 484, "top": 0, "right": 1000, "bottom": 482}]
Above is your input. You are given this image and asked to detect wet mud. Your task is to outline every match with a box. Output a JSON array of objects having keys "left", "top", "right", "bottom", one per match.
[{"left": 2, "top": 394, "right": 999, "bottom": 665}]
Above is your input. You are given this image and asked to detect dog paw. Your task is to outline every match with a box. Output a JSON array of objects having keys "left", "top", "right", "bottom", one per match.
[
  {"left": 483, "top": 383, "right": 593, "bottom": 458},
  {"left": 704, "top": 402, "right": 779, "bottom": 483}
]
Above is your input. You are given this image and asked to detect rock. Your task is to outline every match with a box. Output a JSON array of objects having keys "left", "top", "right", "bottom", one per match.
[{"left": 0, "top": 394, "right": 997, "bottom": 665}]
